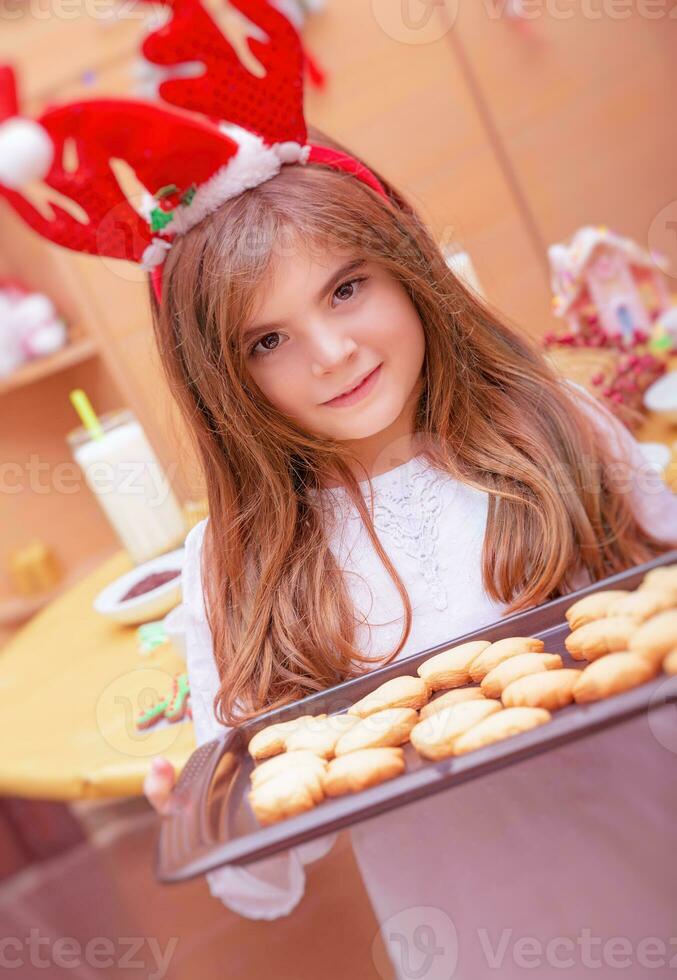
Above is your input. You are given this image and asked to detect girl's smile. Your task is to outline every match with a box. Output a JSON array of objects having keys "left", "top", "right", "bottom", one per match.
[{"left": 320, "top": 362, "right": 383, "bottom": 407}]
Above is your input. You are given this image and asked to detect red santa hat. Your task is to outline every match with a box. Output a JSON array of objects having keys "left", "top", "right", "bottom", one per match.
[{"left": 0, "top": 0, "right": 389, "bottom": 304}]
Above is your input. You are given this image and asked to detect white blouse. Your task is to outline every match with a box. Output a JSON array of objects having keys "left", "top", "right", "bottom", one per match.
[{"left": 181, "top": 384, "right": 677, "bottom": 971}]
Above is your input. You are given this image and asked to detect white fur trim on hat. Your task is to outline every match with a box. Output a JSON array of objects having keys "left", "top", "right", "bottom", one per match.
[
  {"left": 158, "top": 131, "right": 310, "bottom": 238},
  {"left": 0, "top": 118, "right": 53, "bottom": 190}
]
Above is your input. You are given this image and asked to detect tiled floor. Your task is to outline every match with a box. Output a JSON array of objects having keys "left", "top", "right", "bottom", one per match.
[{"left": 0, "top": 798, "right": 393, "bottom": 979}]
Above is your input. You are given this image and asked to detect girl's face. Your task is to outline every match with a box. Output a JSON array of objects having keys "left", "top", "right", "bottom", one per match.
[{"left": 242, "top": 243, "right": 426, "bottom": 461}]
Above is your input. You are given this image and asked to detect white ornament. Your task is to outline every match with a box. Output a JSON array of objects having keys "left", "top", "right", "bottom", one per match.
[
  {"left": 0, "top": 309, "right": 24, "bottom": 378},
  {"left": 273, "top": 141, "right": 311, "bottom": 164},
  {"left": 11, "top": 294, "right": 56, "bottom": 330},
  {"left": 0, "top": 285, "right": 67, "bottom": 370},
  {"left": 140, "top": 237, "right": 173, "bottom": 271},
  {"left": 0, "top": 118, "right": 54, "bottom": 189},
  {"left": 24, "top": 320, "right": 67, "bottom": 358}
]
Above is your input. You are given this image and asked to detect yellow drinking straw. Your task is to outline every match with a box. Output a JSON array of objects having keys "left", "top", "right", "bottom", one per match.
[{"left": 69, "top": 388, "right": 105, "bottom": 441}]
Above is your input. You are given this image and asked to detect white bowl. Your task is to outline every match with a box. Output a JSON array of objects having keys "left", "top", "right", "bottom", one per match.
[
  {"left": 93, "top": 547, "right": 185, "bottom": 625},
  {"left": 644, "top": 371, "right": 677, "bottom": 424}
]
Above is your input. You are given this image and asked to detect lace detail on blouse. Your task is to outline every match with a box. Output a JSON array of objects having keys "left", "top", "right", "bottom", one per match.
[
  {"left": 374, "top": 464, "right": 449, "bottom": 611},
  {"left": 333, "top": 458, "right": 450, "bottom": 612}
]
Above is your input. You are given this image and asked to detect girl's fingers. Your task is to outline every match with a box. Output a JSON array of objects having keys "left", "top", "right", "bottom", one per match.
[
  {"left": 144, "top": 757, "right": 178, "bottom": 815},
  {"left": 151, "top": 756, "right": 175, "bottom": 782}
]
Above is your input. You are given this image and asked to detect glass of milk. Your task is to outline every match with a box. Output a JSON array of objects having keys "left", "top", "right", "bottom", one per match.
[{"left": 67, "top": 409, "right": 186, "bottom": 564}]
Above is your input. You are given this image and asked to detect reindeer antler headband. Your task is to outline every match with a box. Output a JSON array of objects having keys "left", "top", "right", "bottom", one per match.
[{"left": 0, "top": 0, "right": 389, "bottom": 304}]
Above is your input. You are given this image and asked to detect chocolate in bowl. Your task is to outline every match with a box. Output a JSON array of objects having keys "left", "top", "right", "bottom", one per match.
[{"left": 121, "top": 569, "right": 181, "bottom": 602}]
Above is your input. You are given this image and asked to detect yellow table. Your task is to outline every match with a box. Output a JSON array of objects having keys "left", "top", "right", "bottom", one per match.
[{"left": 0, "top": 550, "right": 196, "bottom": 800}]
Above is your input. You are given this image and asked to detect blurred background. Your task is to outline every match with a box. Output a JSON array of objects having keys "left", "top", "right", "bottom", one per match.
[{"left": 0, "top": 0, "right": 675, "bottom": 976}]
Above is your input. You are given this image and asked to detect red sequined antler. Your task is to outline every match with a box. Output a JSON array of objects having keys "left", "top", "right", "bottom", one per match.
[
  {"left": 141, "top": 0, "right": 307, "bottom": 145},
  {"left": 0, "top": 65, "right": 19, "bottom": 121}
]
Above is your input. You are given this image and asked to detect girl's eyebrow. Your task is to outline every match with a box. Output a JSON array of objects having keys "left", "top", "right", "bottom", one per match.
[{"left": 242, "top": 257, "right": 367, "bottom": 340}]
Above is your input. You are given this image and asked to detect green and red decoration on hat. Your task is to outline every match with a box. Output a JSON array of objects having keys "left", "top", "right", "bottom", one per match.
[{"left": 149, "top": 183, "right": 198, "bottom": 232}]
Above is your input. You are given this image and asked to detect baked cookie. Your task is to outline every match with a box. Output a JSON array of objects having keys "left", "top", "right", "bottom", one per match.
[
  {"left": 419, "top": 687, "right": 487, "bottom": 721},
  {"left": 480, "top": 652, "right": 563, "bottom": 699},
  {"left": 417, "top": 640, "right": 490, "bottom": 691},
  {"left": 501, "top": 668, "right": 581, "bottom": 710},
  {"left": 606, "top": 588, "right": 675, "bottom": 623},
  {"left": 564, "top": 617, "right": 637, "bottom": 662},
  {"left": 573, "top": 652, "right": 658, "bottom": 703},
  {"left": 409, "top": 699, "right": 503, "bottom": 760},
  {"left": 322, "top": 747, "right": 405, "bottom": 797},
  {"left": 564, "top": 590, "right": 630, "bottom": 631},
  {"left": 250, "top": 750, "right": 327, "bottom": 789},
  {"left": 285, "top": 713, "right": 361, "bottom": 759},
  {"left": 468, "top": 637, "right": 545, "bottom": 682},
  {"left": 347, "top": 675, "right": 430, "bottom": 719},
  {"left": 247, "top": 714, "right": 326, "bottom": 760},
  {"left": 334, "top": 707, "right": 418, "bottom": 756},
  {"left": 663, "top": 649, "right": 677, "bottom": 675},
  {"left": 452, "top": 707, "right": 551, "bottom": 755},
  {"left": 628, "top": 610, "right": 677, "bottom": 666},
  {"left": 640, "top": 564, "right": 677, "bottom": 596},
  {"left": 248, "top": 765, "right": 325, "bottom": 825}
]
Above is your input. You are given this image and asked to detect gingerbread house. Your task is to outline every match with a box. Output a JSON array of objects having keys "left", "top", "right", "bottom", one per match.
[{"left": 548, "top": 225, "right": 671, "bottom": 339}]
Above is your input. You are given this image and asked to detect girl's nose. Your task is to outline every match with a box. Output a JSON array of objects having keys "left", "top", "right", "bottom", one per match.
[{"left": 309, "top": 330, "right": 359, "bottom": 375}]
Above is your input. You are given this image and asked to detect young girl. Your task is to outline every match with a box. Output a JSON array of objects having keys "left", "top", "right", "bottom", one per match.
[{"left": 144, "top": 127, "right": 677, "bottom": 977}]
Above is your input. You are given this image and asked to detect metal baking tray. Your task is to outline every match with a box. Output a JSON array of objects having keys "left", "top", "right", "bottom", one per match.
[{"left": 156, "top": 549, "right": 677, "bottom": 882}]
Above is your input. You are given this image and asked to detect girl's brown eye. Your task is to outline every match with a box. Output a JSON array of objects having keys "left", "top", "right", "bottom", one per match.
[
  {"left": 332, "top": 276, "right": 367, "bottom": 306},
  {"left": 335, "top": 282, "right": 355, "bottom": 302},
  {"left": 249, "top": 332, "right": 281, "bottom": 356}
]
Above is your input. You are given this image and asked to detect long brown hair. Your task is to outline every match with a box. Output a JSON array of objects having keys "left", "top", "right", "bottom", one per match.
[{"left": 149, "top": 125, "right": 672, "bottom": 725}]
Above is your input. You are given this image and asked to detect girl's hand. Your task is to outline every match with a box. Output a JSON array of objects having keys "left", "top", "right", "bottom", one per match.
[{"left": 143, "top": 756, "right": 181, "bottom": 815}]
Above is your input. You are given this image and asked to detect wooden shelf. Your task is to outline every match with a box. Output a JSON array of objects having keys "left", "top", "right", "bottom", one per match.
[{"left": 0, "top": 337, "right": 99, "bottom": 396}]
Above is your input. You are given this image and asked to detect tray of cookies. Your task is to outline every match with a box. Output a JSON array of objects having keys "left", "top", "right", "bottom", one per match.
[{"left": 156, "top": 549, "right": 677, "bottom": 882}]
